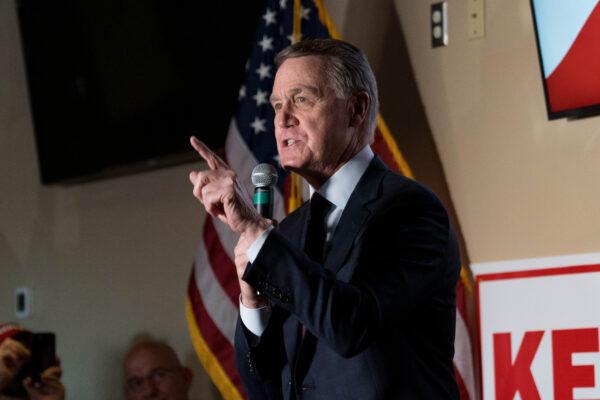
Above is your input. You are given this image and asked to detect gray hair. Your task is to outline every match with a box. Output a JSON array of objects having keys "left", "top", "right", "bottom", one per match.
[{"left": 275, "top": 38, "right": 379, "bottom": 139}]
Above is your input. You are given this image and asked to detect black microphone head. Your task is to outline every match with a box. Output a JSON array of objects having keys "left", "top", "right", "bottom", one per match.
[{"left": 251, "top": 163, "right": 278, "bottom": 188}]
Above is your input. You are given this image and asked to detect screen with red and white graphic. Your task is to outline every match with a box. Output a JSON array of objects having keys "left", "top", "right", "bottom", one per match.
[
  {"left": 531, "top": 0, "right": 600, "bottom": 119},
  {"left": 476, "top": 256, "right": 600, "bottom": 400}
]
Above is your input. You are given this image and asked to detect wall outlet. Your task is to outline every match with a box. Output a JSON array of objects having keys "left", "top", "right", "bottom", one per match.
[
  {"left": 467, "top": 0, "right": 485, "bottom": 39},
  {"left": 15, "top": 287, "right": 32, "bottom": 319},
  {"left": 431, "top": 2, "right": 448, "bottom": 48}
]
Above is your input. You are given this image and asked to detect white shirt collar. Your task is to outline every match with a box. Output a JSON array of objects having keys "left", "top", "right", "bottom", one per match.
[{"left": 309, "top": 145, "right": 374, "bottom": 210}]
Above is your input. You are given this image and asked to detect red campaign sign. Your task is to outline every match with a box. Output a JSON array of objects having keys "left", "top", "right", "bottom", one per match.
[
  {"left": 476, "top": 261, "right": 600, "bottom": 400},
  {"left": 493, "top": 328, "right": 598, "bottom": 400}
]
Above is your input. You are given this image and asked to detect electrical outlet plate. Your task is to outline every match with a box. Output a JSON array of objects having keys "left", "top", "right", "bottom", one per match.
[
  {"left": 15, "top": 287, "right": 32, "bottom": 319},
  {"left": 431, "top": 2, "right": 448, "bottom": 48},
  {"left": 467, "top": 0, "right": 485, "bottom": 39}
]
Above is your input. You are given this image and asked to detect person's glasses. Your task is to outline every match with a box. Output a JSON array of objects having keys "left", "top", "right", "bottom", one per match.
[{"left": 125, "top": 367, "right": 182, "bottom": 393}]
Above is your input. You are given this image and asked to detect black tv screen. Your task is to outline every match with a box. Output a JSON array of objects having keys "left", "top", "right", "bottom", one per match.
[
  {"left": 16, "top": 0, "right": 265, "bottom": 184},
  {"left": 530, "top": 0, "right": 600, "bottom": 120}
]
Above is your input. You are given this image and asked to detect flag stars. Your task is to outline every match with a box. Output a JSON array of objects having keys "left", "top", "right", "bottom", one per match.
[
  {"left": 288, "top": 33, "right": 302, "bottom": 44},
  {"left": 253, "top": 89, "right": 268, "bottom": 107},
  {"left": 238, "top": 85, "right": 246, "bottom": 100},
  {"left": 256, "top": 63, "right": 272, "bottom": 80},
  {"left": 263, "top": 8, "right": 277, "bottom": 26},
  {"left": 258, "top": 35, "right": 274, "bottom": 52},
  {"left": 250, "top": 117, "right": 266, "bottom": 134},
  {"left": 301, "top": 6, "right": 311, "bottom": 20},
  {"left": 280, "top": 0, "right": 287, "bottom": 10}
]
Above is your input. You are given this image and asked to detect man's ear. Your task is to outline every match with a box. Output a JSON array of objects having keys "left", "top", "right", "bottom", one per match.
[{"left": 348, "top": 92, "right": 369, "bottom": 128}]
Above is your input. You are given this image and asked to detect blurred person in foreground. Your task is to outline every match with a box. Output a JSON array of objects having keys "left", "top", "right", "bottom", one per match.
[
  {"left": 188, "top": 38, "right": 460, "bottom": 399},
  {"left": 123, "top": 339, "right": 193, "bottom": 400},
  {"left": 0, "top": 325, "right": 64, "bottom": 400}
]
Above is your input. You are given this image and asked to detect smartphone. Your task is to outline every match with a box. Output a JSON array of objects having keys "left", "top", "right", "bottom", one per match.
[
  {"left": 1, "top": 332, "right": 56, "bottom": 397},
  {"left": 28, "top": 333, "right": 56, "bottom": 383}
]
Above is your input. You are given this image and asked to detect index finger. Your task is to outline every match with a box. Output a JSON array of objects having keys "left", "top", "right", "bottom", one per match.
[{"left": 190, "top": 136, "right": 228, "bottom": 170}]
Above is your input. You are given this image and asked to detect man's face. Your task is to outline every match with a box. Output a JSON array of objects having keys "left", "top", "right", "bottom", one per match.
[
  {"left": 271, "top": 56, "right": 363, "bottom": 187},
  {"left": 0, "top": 338, "right": 30, "bottom": 390},
  {"left": 123, "top": 345, "right": 191, "bottom": 400}
]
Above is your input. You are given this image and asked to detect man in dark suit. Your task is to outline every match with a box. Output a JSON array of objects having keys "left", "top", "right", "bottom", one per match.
[{"left": 189, "top": 38, "right": 460, "bottom": 399}]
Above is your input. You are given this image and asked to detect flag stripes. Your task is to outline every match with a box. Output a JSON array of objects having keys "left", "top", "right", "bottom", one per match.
[
  {"left": 204, "top": 218, "right": 241, "bottom": 306},
  {"left": 186, "top": 289, "right": 244, "bottom": 399}
]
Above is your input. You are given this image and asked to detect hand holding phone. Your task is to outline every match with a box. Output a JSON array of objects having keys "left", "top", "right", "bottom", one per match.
[
  {"left": 23, "top": 364, "right": 65, "bottom": 400},
  {"left": 1, "top": 333, "right": 56, "bottom": 397}
]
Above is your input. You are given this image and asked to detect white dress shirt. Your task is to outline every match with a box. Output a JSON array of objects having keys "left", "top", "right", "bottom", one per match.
[{"left": 240, "top": 145, "right": 375, "bottom": 336}]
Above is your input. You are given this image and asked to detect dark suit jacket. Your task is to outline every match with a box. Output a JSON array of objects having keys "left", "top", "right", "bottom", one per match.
[{"left": 235, "top": 156, "right": 460, "bottom": 400}]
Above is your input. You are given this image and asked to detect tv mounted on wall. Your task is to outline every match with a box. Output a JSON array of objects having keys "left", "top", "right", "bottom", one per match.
[
  {"left": 530, "top": 0, "right": 600, "bottom": 120},
  {"left": 16, "top": 0, "right": 265, "bottom": 184}
]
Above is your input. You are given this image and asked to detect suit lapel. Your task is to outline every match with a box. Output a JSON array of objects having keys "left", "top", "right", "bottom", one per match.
[{"left": 324, "top": 157, "right": 388, "bottom": 275}]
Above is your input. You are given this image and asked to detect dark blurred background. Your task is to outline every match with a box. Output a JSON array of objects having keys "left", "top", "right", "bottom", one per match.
[{"left": 17, "top": 0, "right": 266, "bottom": 184}]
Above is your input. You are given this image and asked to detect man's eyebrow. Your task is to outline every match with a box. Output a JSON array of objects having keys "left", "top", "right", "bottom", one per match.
[{"left": 270, "top": 86, "right": 321, "bottom": 103}]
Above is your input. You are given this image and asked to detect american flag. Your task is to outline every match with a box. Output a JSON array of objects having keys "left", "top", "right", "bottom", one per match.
[{"left": 185, "top": 1, "right": 477, "bottom": 399}]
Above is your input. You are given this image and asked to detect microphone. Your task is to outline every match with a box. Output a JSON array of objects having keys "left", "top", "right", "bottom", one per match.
[{"left": 251, "top": 163, "right": 278, "bottom": 219}]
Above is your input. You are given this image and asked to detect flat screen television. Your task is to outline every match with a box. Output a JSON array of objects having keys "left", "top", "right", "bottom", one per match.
[
  {"left": 16, "top": 0, "right": 265, "bottom": 184},
  {"left": 530, "top": 0, "right": 600, "bottom": 120}
]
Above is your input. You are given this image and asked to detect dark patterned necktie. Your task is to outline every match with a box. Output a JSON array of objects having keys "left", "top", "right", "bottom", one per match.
[
  {"left": 305, "top": 192, "right": 333, "bottom": 263},
  {"left": 298, "top": 192, "right": 332, "bottom": 336},
  {"left": 294, "top": 192, "right": 333, "bottom": 394}
]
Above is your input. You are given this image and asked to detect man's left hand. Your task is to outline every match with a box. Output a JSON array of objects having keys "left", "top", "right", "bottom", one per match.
[{"left": 235, "top": 232, "right": 267, "bottom": 308}]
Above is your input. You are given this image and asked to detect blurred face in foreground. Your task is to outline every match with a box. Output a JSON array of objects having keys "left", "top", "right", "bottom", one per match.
[
  {"left": 0, "top": 337, "right": 30, "bottom": 391},
  {"left": 123, "top": 343, "right": 192, "bottom": 400}
]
